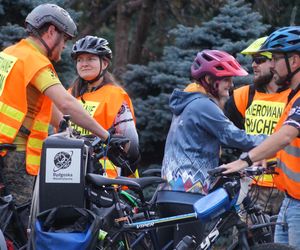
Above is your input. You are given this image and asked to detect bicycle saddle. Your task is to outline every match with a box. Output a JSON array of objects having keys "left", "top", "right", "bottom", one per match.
[
  {"left": 86, "top": 173, "right": 140, "bottom": 189},
  {"left": 117, "top": 176, "right": 166, "bottom": 189}
]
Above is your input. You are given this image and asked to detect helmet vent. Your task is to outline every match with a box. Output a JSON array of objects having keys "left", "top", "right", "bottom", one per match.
[
  {"left": 202, "top": 54, "right": 213, "bottom": 61},
  {"left": 289, "top": 30, "right": 300, "bottom": 36},
  {"left": 193, "top": 61, "right": 201, "bottom": 70}
]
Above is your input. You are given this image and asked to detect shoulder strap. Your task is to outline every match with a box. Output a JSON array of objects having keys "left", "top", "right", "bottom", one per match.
[{"left": 246, "top": 84, "right": 255, "bottom": 109}]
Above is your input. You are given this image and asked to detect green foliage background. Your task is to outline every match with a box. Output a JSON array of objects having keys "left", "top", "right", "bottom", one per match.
[{"left": 1, "top": 0, "right": 297, "bottom": 167}]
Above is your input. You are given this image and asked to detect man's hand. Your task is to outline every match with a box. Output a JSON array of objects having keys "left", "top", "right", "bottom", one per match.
[{"left": 219, "top": 159, "right": 248, "bottom": 174}]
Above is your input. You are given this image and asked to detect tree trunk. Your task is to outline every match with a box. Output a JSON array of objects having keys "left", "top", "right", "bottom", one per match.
[
  {"left": 128, "top": 0, "right": 155, "bottom": 65},
  {"left": 80, "top": 1, "right": 118, "bottom": 36},
  {"left": 113, "top": 0, "right": 133, "bottom": 78}
]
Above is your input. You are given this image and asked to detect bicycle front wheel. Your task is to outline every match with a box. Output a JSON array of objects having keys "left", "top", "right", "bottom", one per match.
[{"left": 250, "top": 243, "right": 296, "bottom": 250}]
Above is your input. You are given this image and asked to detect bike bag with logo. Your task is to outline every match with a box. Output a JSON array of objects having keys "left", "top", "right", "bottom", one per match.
[
  {"left": 29, "top": 206, "right": 101, "bottom": 250},
  {"left": 39, "top": 135, "right": 90, "bottom": 212}
]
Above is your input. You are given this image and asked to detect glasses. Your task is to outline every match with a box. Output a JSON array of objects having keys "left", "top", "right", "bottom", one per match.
[
  {"left": 272, "top": 54, "right": 291, "bottom": 62},
  {"left": 252, "top": 56, "right": 269, "bottom": 65}
]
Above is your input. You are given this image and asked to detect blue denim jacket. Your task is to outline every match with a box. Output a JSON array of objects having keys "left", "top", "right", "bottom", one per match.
[{"left": 161, "top": 89, "right": 266, "bottom": 194}]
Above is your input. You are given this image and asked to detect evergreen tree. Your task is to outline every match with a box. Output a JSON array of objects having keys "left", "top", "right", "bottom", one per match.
[{"left": 122, "top": 0, "right": 270, "bottom": 165}]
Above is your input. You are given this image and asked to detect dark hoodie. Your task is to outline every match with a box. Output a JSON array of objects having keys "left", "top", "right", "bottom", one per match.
[{"left": 161, "top": 88, "right": 266, "bottom": 194}]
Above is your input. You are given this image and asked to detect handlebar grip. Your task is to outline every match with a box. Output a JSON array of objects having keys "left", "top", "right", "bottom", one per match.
[{"left": 207, "top": 167, "right": 227, "bottom": 177}]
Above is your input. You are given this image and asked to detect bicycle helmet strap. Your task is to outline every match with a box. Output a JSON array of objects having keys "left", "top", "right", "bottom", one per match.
[
  {"left": 28, "top": 24, "right": 53, "bottom": 58},
  {"left": 284, "top": 53, "right": 300, "bottom": 83}
]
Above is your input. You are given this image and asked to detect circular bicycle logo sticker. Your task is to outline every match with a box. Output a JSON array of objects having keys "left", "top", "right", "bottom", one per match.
[{"left": 53, "top": 151, "right": 73, "bottom": 172}]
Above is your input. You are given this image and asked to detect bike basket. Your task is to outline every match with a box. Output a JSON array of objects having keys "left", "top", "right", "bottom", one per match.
[{"left": 29, "top": 206, "right": 101, "bottom": 250}]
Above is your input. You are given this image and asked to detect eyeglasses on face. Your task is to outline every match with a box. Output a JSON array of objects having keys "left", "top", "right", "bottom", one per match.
[
  {"left": 272, "top": 54, "right": 293, "bottom": 62},
  {"left": 252, "top": 56, "right": 269, "bottom": 65}
]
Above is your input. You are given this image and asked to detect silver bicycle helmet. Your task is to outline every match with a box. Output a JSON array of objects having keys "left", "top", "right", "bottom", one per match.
[{"left": 25, "top": 3, "right": 77, "bottom": 38}]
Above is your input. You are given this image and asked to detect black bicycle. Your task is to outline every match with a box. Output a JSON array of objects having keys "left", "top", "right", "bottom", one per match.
[
  {"left": 0, "top": 144, "right": 29, "bottom": 250},
  {"left": 85, "top": 165, "right": 296, "bottom": 250}
]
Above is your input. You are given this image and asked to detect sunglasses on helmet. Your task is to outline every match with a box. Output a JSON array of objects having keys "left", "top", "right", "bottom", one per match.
[{"left": 252, "top": 56, "right": 269, "bottom": 65}]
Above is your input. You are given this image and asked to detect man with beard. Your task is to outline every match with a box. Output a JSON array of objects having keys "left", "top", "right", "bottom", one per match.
[
  {"left": 221, "top": 26, "right": 300, "bottom": 248},
  {"left": 224, "top": 37, "right": 291, "bottom": 216}
]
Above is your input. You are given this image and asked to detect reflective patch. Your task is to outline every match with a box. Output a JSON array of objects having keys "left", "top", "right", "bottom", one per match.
[
  {"left": 277, "top": 159, "right": 300, "bottom": 182},
  {"left": 70, "top": 100, "right": 100, "bottom": 135},
  {"left": 27, "top": 155, "right": 40, "bottom": 166},
  {"left": 0, "top": 122, "right": 17, "bottom": 138},
  {"left": 245, "top": 100, "right": 285, "bottom": 135},
  {"left": 0, "top": 101, "right": 24, "bottom": 122},
  {"left": 0, "top": 52, "right": 17, "bottom": 96},
  {"left": 283, "top": 144, "right": 300, "bottom": 158},
  {"left": 32, "top": 120, "right": 49, "bottom": 133},
  {"left": 28, "top": 138, "right": 43, "bottom": 149}
]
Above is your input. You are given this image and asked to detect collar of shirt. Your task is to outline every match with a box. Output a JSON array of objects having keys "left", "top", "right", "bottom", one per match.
[{"left": 25, "top": 37, "right": 47, "bottom": 57}]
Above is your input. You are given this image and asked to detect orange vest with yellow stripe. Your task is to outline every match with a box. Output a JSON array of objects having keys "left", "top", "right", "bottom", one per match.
[
  {"left": 0, "top": 39, "right": 53, "bottom": 175},
  {"left": 233, "top": 85, "right": 290, "bottom": 187},
  {"left": 70, "top": 84, "right": 135, "bottom": 178},
  {"left": 274, "top": 90, "right": 300, "bottom": 199}
]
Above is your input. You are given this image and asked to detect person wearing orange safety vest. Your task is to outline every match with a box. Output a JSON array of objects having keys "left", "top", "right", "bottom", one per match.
[
  {"left": 0, "top": 4, "right": 111, "bottom": 206},
  {"left": 221, "top": 26, "right": 300, "bottom": 248},
  {"left": 69, "top": 35, "right": 140, "bottom": 178},
  {"left": 225, "top": 37, "right": 291, "bottom": 215}
]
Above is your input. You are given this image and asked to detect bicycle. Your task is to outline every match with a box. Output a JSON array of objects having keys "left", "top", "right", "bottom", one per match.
[
  {"left": 84, "top": 165, "right": 296, "bottom": 250},
  {"left": 30, "top": 116, "right": 290, "bottom": 249},
  {"left": 0, "top": 144, "right": 30, "bottom": 250}
]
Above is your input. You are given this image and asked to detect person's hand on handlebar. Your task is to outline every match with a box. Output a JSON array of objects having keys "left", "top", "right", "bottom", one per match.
[
  {"left": 218, "top": 159, "right": 248, "bottom": 174},
  {"left": 219, "top": 158, "right": 267, "bottom": 174},
  {"left": 107, "top": 134, "right": 130, "bottom": 153}
]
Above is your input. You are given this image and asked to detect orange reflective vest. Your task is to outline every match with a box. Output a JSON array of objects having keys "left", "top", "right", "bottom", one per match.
[
  {"left": 0, "top": 39, "right": 53, "bottom": 175},
  {"left": 69, "top": 84, "right": 136, "bottom": 178},
  {"left": 274, "top": 90, "right": 300, "bottom": 199},
  {"left": 233, "top": 85, "right": 290, "bottom": 187}
]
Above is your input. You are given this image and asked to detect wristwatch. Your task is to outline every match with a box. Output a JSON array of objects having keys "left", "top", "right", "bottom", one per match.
[{"left": 239, "top": 152, "right": 253, "bottom": 167}]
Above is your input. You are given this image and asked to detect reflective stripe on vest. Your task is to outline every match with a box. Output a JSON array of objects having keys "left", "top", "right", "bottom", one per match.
[
  {"left": 0, "top": 122, "right": 18, "bottom": 139},
  {"left": 0, "top": 40, "right": 54, "bottom": 175},
  {"left": 0, "top": 101, "right": 24, "bottom": 122},
  {"left": 277, "top": 158, "right": 300, "bottom": 182},
  {"left": 274, "top": 90, "right": 300, "bottom": 199},
  {"left": 26, "top": 97, "right": 52, "bottom": 175}
]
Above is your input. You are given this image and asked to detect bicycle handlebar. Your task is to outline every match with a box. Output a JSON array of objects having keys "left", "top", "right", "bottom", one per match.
[{"left": 208, "top": 161, "right": 278, "bottom": 178}]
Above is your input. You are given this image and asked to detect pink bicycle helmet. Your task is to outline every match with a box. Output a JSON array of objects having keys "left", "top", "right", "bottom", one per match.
[
  {"left": 191, "top": 49, "right": 248, "bottom": 79},
  {"left": 191, "top": 50, "right": 248, "bottom": 97}
]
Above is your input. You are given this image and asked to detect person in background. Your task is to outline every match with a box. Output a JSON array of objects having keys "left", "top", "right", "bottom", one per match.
[
  {"left": 224, "top": 37, "right": 290, "bottom": 215},
  {"left": 157, "top": 49, "right": 266, "bottom": 247},
  {"left": 0, "top": 4, "right": 110, "bottom": 206},
  {"left": 69, "top": 35, "right": 140, "bottom": 177},
  {"left": 221, "top": 26, "right": 300, "bottom": 249}
]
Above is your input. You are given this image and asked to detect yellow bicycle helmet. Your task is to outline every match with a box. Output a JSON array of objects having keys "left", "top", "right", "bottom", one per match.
[{"left": 241, "top": 37, "right": 272, "bottom": 59}]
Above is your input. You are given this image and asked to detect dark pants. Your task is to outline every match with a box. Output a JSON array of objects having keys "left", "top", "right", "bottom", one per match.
[{"left": 2, "top": 151, "right": 35, "bottom": 205}]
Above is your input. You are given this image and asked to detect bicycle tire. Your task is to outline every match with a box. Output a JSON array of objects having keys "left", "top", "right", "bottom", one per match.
[{"left": 250, "top": 243, "right": 296, "bottom": 250}]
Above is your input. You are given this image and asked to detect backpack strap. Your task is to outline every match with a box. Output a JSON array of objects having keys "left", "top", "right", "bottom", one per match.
[{"left": 246, "top": 84, "right": 256, "bottom": 109}]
